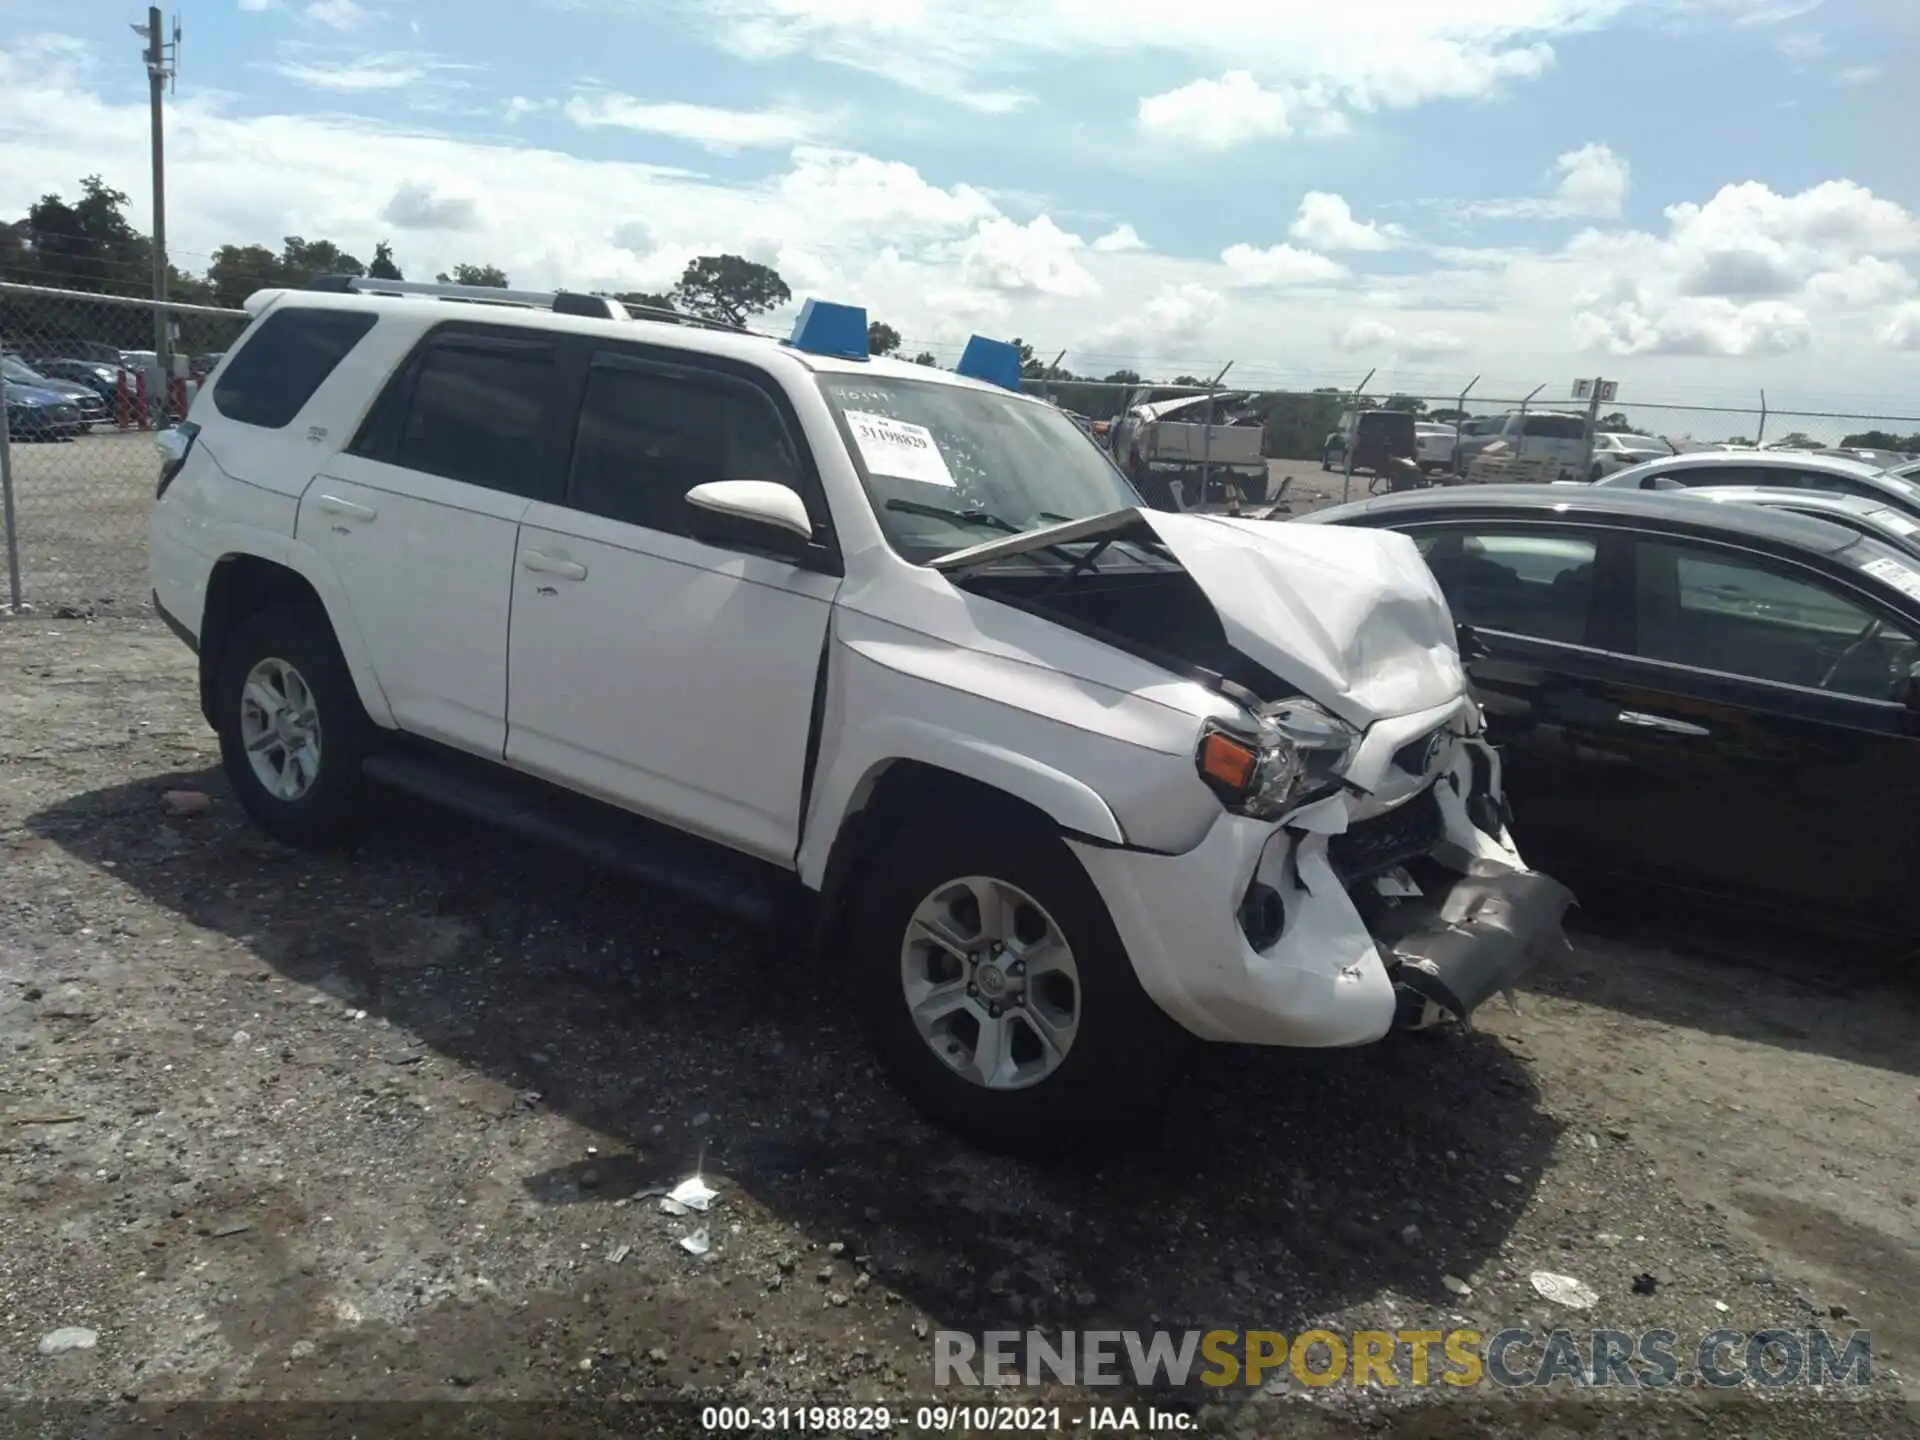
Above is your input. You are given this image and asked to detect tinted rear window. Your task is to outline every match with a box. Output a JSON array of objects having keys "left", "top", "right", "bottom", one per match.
[
  {"left": 213, "top": 307, "right": 377, "bottom": 429},
  {"left": 1521, "top": 415, "right": 1587, "bottom": 439}
]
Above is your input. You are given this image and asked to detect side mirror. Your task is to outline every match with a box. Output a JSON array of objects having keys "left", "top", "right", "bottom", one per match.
[{"left": 684, "top": 480, "right": 814, "bottom": 558}]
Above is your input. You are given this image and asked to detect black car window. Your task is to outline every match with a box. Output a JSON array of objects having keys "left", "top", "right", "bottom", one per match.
[
  {"left": 566, "top": 358, "right": 802, "bottom": 537},
  {"left": 1408, "top": 527, "right": 1598, "bottom": 645},
  {"left": 1633, "top": 539, "right": 1920, "bottom": 700},
  {"left": 1785, "top": 468, "right": 1876, "bottom": 500},
  {"left": 1520, "top": 414, "right": 1586, "bottom": 440},
  {"left": 213, "top": 307, "right": 377, "bottom": 430},
  {"left": 390, "top": 335, "right": 561, "bottom": 496}
]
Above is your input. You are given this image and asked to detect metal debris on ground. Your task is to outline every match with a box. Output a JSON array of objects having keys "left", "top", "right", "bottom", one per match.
[
  {"left": 1530, "top": 1271, "right": 1599, "bottom": 1310},
  {"left": 606, "top": 1243, "right": 631, "bottom": 1265},
  {"left": 666, "top": 1176, "right": 718, "bottom": 1212},
  {"left": 679, "top": 1229, "right": 711, "bottom": 1257},
  {"left": 1442, "top": 1275, "right": 1473, "bottom": 1297}
]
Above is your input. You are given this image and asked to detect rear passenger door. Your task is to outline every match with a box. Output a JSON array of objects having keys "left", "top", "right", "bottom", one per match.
[
  {"left": 305, "top": 323, "right": 565, "bottom": 756},
  {"left": 504, "top": 345, "right": 841, "bottom": 865}
]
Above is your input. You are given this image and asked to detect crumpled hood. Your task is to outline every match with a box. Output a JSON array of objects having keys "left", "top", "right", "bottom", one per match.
[{"left": 934, "top": 507, "right": 1466, "bottom": 727}]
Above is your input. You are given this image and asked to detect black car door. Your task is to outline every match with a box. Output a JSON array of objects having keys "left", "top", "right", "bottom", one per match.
[
  {"left": 1397, "top": 518, "right": 1642, "bottom": 872},
  {"left": 1576, "top": 531, "right": 1920, "bottom": 922}
]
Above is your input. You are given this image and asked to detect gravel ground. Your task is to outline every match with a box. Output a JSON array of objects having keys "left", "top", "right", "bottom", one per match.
[{"left": 3, "top": 478, "right": 1919, "bottom": 1436}]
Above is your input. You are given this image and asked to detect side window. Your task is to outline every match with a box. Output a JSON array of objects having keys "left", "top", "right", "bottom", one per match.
[
  {"left": 389, "top": 334, "right": 561, "bottom": 496},
  {"left": 1520, "top": 415, "right": 1587, "bottom": 441},
  {"left": 1633, "top": 539, "right": 1920, "bottom": 699},
  {"left": 1788, "top": 469, "right": 1869, "bottom": 499},
  {"left": 1643, "top": 465, "right": 1753, "bottom": 490},
  {"left": 212, "top": 307, "right": 377, "bottom": 429},
  {"left": 566, "top": 357, "right": 801, "bottom": 537},
  {"left": 1407, "top": 527, "right": 1598, "bottom": 644}
]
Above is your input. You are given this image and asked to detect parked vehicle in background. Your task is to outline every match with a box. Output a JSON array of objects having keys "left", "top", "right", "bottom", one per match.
[
  {"left": 1321, "top": 408, "right": 1418, "bottom": 481},
  {"left": 30, "top": 357, "right": 121, "bottom": 403},
  {"left": 1414, "top": 422, "right": 1458, "bottom": 474},
  {"left": 1451, "top": 416, "right": 1509, "bottom": 474},
  {"left": 1586, "top": 431, "right": 1675, "bottom": 480},
  {"left": 1110, "top": 390, "right": 1269, "bottom": 510},
  {"left": 1489, "top": 410, "right": 1591, "bottom": 480},
  {"left": 191, "top": 352, "right": 226, "bottom": 380},
  {"left": 1593, "top": 449, "right": 1920, "bottom": 520},
  {"left": 1299, "top": 484, "right": 1920, "bottom": 934},
  {"left": 1, "top": 355, "right": 108, "bottom": 430},
  {"left": 1893, "top": 459, "right": 1920, "bottom": 482},
  {"left": 1, "top": 374, "right": 83, "bottom": 440},
  {"left": 148, "top": 275, "right": 1570, "bottom": 1153},
  {"left": 1675, "top": 486, "right": 1920, "bottom": 562}
]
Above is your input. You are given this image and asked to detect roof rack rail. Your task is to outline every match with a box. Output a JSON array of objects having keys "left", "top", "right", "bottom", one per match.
[{"left": 305, "top": 274, "right": 753, "bottom": 334}]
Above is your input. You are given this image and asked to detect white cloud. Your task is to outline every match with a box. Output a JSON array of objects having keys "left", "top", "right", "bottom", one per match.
[
  {"left": 381, "top": 180, "right": 484, "bottom": 231},
  {"left": 304, "top": 0, "right": 371, "bottom": 32},
  {"left": 1836, "top": 64, "right": 1883, "bottom": 86},
  {"left": 238, "top": 0, "right": 276, "bottom": 10},
  {"left": 1552, "top": 142, "right": 1629, "bottom": 219},
  {"left": 1138, "top": 71, "right": 1294, "bottom": 147},
  {"left": 1290, "top": 192, "right": 1397, "bottom": 251},
  {"left": 1575, "top": 296, "right": 1813, "bottom": 357},
  {"left": 1091, "top": 223, "right": 1147, "bottom": 253},
  {"left": 953, "top": 216, "right": 1101, "bottom": 298},
  {"left": 268, "top": 54, "right": 434, "bottom": 92},
  {"left": 1807, "top": 257, "right": 1915, "bottom": 308},
  {"left": 562, "top": 93, "right": 822, "bottom": 152},
  {"left": 1333, "top": 320, "right": 1466, "bottom": 357},
  {"left": 1883, "top": 303, "right": 1920, "bottom": 352},
  {"left": 1339, "top": 320, "right": 1399, "bottom": 352},
  {"left": 1220, "top": 242, "right": 1346, "bottom": 286}
]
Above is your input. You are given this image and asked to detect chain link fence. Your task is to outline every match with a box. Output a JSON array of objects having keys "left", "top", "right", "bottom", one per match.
[
  {"left": 5, "top": 287, "right": 1919, "bottom": 613},
  {"left": 1, "top": 282, "right": 248, "bottom": 615}
]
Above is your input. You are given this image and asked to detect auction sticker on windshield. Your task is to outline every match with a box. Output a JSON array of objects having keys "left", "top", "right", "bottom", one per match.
[
  {"left": 845, "top": 410, "right": 957, "bottom": 489},
  {"left": 1860, "top": 555, "right": 1920, "bottom": 602}
]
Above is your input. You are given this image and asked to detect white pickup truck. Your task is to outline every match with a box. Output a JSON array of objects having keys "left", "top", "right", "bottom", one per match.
[
  {"left": 150, "top": 279, "right": 1572, "bottom": 1155},
  {"left": 1110, "top": 391, "right": 1270, "bottom": 511}
]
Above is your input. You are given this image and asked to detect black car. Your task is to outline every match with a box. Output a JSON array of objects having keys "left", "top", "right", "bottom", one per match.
[
  {"left": 1299, "top": 484, "right": 1920, "bottom": 932},
  {"left": 1, "top": 355, "right": 108, "bottom": 430}
]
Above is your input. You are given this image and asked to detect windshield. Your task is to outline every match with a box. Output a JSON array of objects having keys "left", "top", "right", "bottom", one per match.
[
  {"left": 816, "top": 374, "right": 1140, "bottom": 559},
  {"left": 2, "top": 357, "right": 47, "bottom": 383}
]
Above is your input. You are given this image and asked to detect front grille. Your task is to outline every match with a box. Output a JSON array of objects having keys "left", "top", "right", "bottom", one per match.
[{"left": 1329, "top": 784, "right": 1443, "bottom": 882}]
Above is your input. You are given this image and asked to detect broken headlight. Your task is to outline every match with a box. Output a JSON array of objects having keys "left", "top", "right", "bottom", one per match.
[{"left": 1195, "top": 699, "right": 1358, "bottom": 820}]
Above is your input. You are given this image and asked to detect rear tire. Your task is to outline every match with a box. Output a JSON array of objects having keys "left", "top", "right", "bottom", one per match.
[
  {"left": 851, "top": 804, "right": 1173, "bottom": 1157},
  {"left": 214, "top": 604, "right": 372, "bottom": 847}
]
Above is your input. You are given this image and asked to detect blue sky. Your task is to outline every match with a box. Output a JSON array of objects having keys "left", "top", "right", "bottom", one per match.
[{"left": 2, "top": 0, "right": 1919, "bottom": 436}]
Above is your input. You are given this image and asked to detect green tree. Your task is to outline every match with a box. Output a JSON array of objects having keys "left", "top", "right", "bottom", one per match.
[
  {"left": 1840, "top": 429, "right": 1920, "bottom": 450},
  {"left": 207, "top": 244, "right": 287, "bottom": 309},
  {"left": 368, "top": 241, "right": 403, "bottom": 281},
  {"left": 1772, "top": 431, "right": 1818, "bottom": 450},
  {"left": 1103, "top": 369, "right": 1143, "bottom": 385},
  {"left": 867, "top": 320, "right": 902, "bottom": 356},
  {"left": 26, "top": 176, "right": 151, "bottom": 295},
  {"left": 909, "top": 351, "right": 937, "bottom": 366},
  {"left": 672, "top": 254, "right": 789, "bottom": 327},
  {"left": 1428, "top": 408, "right": 1470, "bottom": 424},
  {"left": 1171, "top": 374, "right": 1204, "bottom": 387},
  {"left": 1383, "top": 394, "right": 1427, "bottom": 414},
  {"left": 437, "top": 262, "right": 509, "bottom": 287},
  {"left": 280, "top": 236, "right": 365, "bottom": 286}
]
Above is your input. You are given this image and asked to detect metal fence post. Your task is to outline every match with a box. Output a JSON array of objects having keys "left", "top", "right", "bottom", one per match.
[{"left": 0, "top": 323, "right": 19, "bottom": 614}]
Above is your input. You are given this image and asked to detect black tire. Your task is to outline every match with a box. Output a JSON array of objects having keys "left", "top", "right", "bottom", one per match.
[
  {"left": 1320, "top": 447, "right": 1337, "bottom": 471},
  {"left": 1239, "top": 474, "right": 1269, "bottom": 505},
  {"left": 214, "top": 604, "right": 372, "bottom": 847},
  {"left": 851, "top": 804, "right": 1176, "bottom": 1156},
  {"left": 1131, "top": 461, "right": 1180, "bottom": 512}
]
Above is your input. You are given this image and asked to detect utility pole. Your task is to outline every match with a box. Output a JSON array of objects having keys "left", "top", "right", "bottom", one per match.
[{"left": 135, "top": 8, "right": 179, "bottom": 419}]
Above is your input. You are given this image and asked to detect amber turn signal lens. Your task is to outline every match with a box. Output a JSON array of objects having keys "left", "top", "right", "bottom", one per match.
[{"left": 1199, "top": 731, "right": 1258, "bottom": 791}]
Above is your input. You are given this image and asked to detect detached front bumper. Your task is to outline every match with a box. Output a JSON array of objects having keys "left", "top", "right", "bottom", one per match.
[{"left": 1069, "top": 727, "right": 1573, "bottom": 1049}]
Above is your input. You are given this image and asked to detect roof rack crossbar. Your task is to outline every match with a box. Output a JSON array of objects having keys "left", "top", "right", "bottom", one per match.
[{"left": 305, "top": 274, "right": 760, "bottom": 335}]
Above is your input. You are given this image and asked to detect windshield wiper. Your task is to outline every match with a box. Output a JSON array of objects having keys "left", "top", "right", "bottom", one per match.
[{"left": 885, "top": 498, "right": 1023, "bottom": 534}]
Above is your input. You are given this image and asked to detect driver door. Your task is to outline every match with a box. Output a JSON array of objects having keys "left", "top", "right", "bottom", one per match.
[{"left": 1584, "top": 532, "right": 1920, "bottom": 919}]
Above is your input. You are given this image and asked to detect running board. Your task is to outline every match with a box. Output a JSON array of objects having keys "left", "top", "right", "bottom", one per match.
[{"left": 360, "top": 748, "right": 796, "bottom": 929}]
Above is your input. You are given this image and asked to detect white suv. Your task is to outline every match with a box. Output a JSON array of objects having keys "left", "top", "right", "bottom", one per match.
[{"left": 149, "top": 277, "right": 1570, "bottom": 1153}]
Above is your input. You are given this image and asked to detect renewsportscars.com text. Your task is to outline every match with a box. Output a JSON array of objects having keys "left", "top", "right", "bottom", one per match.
[{"left": 934, "top": 1327, "right": 1873, "bottom": 1390}]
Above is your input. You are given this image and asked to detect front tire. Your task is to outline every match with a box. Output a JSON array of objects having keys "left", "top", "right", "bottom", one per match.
[
  {"left": 852, "top": 805, "right": 1172, "bottom": 1156},
  {"left": 214, "top": 605, "right": 371, "bottom": 847}
]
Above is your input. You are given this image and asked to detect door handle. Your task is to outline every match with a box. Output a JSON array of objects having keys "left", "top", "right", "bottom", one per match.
[
  {"left": 521, "top": 549, "right": 588, "bottom": 581},
  {"left": 315, "top": 493, "right": 376, "bottom": 522},
  {"left": 1617, "top": 710, "right": 1710, "bottom": 737}
]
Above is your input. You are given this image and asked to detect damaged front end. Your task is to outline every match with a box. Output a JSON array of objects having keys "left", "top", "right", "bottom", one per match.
[{"left": 939, "top": 505, "right": 1574, "bottom": 1044}]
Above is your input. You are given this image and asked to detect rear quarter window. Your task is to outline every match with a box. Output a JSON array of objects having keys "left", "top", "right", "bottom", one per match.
[
  {"left": 212, "top": 307, "right": 378, "bottom": 430},
  {"left": 1520, "top": 415, "right": 1587, "bottom": 440}
]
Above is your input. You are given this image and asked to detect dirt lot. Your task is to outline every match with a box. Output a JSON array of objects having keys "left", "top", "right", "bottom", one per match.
[
  {"left": 3, "top": 468, "right": 1919, "bottom": 1437},
  {"left": 3, "top": 429, "right": 160, "bottom": 617}
]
